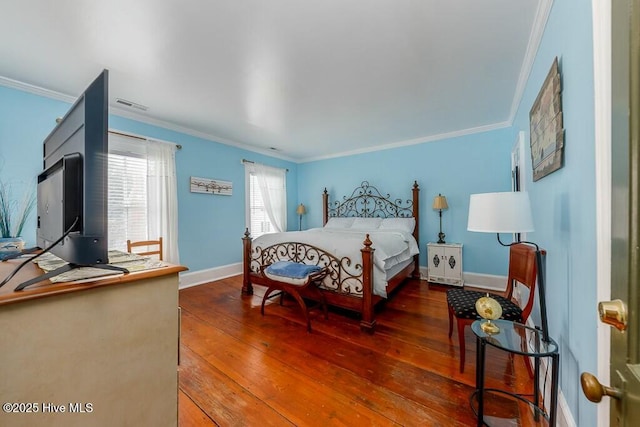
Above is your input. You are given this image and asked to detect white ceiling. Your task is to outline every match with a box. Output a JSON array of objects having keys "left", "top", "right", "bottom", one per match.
[{"left": 0, "top": 0, "right": 548, "bottom": 162}]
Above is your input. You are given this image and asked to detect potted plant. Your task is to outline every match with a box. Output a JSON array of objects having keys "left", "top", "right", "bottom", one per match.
[{"left": 0, "top": 180, "right": 36, "bottom": 260}]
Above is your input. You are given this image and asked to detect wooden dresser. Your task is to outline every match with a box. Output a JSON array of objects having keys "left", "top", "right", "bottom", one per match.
[{"left": 0, "top": 258, "right": 186, "bottom": 427}]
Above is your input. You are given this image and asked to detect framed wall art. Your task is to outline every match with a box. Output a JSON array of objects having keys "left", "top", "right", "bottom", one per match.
[
  {"left": 190, "top": 176, "right": 233, "bottom": 195},
  {"left": 530, "top": 57, "right": 564, "bottom": 181}
]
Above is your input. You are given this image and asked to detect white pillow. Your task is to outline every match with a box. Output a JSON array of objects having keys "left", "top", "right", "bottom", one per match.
[
  {"left": 350, "top": 217, "right": 383, "bottom": 230},
  {"left": 324, "top": 217, "right": 355, "bottom": 229},
  {"left": 379, "top": 217, "right": 416, "bottom": 233}
]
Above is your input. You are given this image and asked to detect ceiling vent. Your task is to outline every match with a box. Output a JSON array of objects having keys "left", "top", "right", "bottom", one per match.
[{"left": 115, "top": 98, "right": 148, "bottom": 111}]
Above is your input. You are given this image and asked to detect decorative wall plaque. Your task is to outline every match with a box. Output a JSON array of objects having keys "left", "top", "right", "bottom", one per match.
[
  {"left": 530, "top": 57, "right": 564, "bottom": 181},
  {"left": 190, "top": 176, "right": 233, "bottom": 195}
]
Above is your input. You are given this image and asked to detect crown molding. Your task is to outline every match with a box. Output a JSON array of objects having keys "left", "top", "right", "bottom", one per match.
[
  {"left": 2, "top": 72, "right": 519, "bottom": 165},
  {"left": 0, "top": 75, "right": 76, "bottom": 103},
  {"left": 0, "top": 74, "right": 297, "bottom": 163},
  {"left": 508, "top": 0, "right": 554, "bottom": 122},
  {"left": 109, "top": 106, "right": 297, "bottom": 162},
  {"left": 299, "top": 120, "right": 512, "bottom": 163}
]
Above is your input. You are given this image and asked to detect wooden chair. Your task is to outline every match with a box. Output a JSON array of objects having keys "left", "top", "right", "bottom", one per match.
[
  {"left": 446, "top": 243, "right": 542, "bottom": 373},
  {"left": 127, "top": 237, "right": 163, "bottom": 260}
]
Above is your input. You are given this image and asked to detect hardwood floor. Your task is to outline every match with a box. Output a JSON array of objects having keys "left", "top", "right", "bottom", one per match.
[{"left": 177, "top": 276, "right": 535, "bottom": 426}]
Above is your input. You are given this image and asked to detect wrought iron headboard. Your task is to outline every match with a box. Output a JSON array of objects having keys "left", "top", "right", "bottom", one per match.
[{"left": 322, "top": 181, "right": 420, "bottom": 244}]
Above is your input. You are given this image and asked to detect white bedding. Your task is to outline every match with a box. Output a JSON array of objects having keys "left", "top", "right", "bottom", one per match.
[{"left": 251, "top": 227, "right": 419, "bottom": 297}]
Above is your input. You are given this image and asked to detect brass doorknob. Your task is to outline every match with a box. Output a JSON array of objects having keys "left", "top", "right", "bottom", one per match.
[
  {"left": 581, "top": 372, "right": 623, "bottom": 402},
  {"left": 598, "top": 299, "right": 627, "bottom": 331}
]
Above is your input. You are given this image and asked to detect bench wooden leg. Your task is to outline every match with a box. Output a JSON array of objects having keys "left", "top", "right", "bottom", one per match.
[
  {"left": 286, "top": 289, "right": 312, "bottom": 332},
  {"left": 258, "top": 266, "right": 329, "bottom": 332},
  {"left": 261, "top": 285, "right": 312, "bottom": 332},
  {"left": 308, "top": 282, "right": 329, "bottom": 320},
  {"left": 261, "top": 287, "right": 280, "bottom": 316}
]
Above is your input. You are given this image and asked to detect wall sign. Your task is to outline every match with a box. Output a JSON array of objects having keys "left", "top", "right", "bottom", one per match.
[{"left": 190, "top": 177, "right": 233, "bottom": 195}]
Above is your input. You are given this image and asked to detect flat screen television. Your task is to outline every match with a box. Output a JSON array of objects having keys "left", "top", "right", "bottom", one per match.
[
  {"left": 3, "top": 69, "right": 129, "bottom": 291},
  {"left": 36, "top": 70, "right": 110, "bottom": 265},
  {"left": 36, "top": 70, "right": 109, "bottom": 265}
]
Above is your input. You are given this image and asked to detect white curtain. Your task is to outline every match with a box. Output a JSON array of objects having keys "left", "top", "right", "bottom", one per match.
[
  {"left": 147, "top": 140, "right": 180, "bottom": 264},
  {"left": 247, "top": 162, "right": 287, "bottom": 233}
]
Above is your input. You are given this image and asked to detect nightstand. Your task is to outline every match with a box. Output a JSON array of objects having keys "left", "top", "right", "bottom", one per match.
[{"left": 427, "top": 242, "right": 463, "bottom": 286}]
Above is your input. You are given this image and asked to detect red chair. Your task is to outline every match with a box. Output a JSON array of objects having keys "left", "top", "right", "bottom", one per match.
[{"left": 446, "top": 243, "right": 542, "bottom": 373}]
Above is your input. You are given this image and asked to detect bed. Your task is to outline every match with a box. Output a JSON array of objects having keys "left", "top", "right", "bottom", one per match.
[{"left": 242, "top": 181, "right": 420, "bottom": 332}]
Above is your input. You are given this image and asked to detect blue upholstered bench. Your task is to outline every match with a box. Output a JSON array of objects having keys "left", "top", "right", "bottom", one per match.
[{"left": 260, "top": 261, "right": 328, "bottom": 332}]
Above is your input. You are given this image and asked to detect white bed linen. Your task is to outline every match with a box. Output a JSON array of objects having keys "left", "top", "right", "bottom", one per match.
[{"left": 251, "top": 227, "right": 419, "bottom": 297}]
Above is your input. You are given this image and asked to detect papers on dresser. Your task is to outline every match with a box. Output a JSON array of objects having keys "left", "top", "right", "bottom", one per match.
[{"left": 34, "top": 250, "right": 165, "bottom": 283}]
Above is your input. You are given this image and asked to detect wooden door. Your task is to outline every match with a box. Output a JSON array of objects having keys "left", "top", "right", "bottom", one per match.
[
  {"left": 610, "top": 0, "right": 640, "bottom": 424},
  {"left": 582, "top": 1, "right": 640, "bottom": 425}
]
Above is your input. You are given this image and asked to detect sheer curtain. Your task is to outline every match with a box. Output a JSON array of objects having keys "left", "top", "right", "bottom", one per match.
[
  {"left": 245, "top": 162, "right": 287, "bottom": 233},
  {"left": 108, "top": 133, "right": 179, "bottom": 264},
  {"left": 146, "top": 140, "right": 180, "bottom": 264}
]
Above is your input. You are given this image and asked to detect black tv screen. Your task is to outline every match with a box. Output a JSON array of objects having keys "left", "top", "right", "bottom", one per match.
[{"left": 37, "top": 70, "right": 109, "bottom": 265}]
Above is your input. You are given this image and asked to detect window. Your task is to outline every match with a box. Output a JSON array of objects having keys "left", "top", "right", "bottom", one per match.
[
  {"left": 248, "top": 173, "right": 273, "bottom": 237},
  {"left": 107, "top": 133, "right": 179, "bottom": 262},
  {"left": 108, "top": 151, "right": 148, "bottom": 251},
  {"left": 245, "top": 162, "right": 287, "bottom": 238}
]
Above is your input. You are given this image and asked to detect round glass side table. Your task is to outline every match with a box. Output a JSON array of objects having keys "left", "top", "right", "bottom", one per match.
[{"left": 470, "top": 319, "right": 559, "bottom": 427}]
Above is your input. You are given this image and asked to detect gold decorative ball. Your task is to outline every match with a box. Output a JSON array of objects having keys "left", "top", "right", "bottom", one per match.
[
  {"left": 475, "top": 295, "right": 502, "bottom": 321},
  {"left": 476, "top": 295, "right": 502, "bottom": 335}
]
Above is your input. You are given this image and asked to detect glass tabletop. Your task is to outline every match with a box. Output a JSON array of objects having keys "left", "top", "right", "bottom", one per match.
[{"left": 471, "top": 319, "right": 558, "bottom": 357}]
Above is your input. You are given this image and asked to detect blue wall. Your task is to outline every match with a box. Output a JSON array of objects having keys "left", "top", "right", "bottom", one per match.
[
  {"left": 0, "top": 83, "right": 516, "bottom": 277},
  {"left": 0, "top": 86, "right": 69, "bottom": 245},
  {"left": 0, "top": 86, "right": 297, "bottom": 272},
  {"left": 109, "top": 116, "right": 298, "bottom": 272},
  {"left": 510, "top": 0, "right": 597, "bottom": 424},
  {"left": 298, "top": 128, "right": 515, "bottom": 274}
]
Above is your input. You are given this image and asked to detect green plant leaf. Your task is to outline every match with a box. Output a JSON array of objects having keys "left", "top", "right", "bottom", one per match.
[{"left": 0, "top": 180, "right": 36, "bottom": 238}]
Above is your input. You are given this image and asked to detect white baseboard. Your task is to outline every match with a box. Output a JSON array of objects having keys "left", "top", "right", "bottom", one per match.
[
  {"left": 421, "top": 267, "right": 507, "bottom": 292},
  {"left": 557, "top": 390, "right": 577, "bottom": 427},
  {"left": 179, "top": 263, "right": 242, "bottom": 289},
  {"left": 462, "top": 272, "right": 507, "bottom": 291},
  {"left": 183, "top": 265, "right": 507, "bottom": 292},
  {"left": 419, "top": 266, "right": 429, "bottom": 280},
  {"left": 185, "top": 265, "right": 509, "bottom": 294}
]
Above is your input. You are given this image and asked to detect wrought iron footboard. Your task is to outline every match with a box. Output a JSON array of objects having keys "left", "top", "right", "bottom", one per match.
[{"left": 250, "top": 241, "right": 365, "bottom": 296}]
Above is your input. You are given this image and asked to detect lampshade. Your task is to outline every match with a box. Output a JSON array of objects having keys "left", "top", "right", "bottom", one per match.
[
  {"left": 432, "top": 194, "right": 449, "bottom": 210},
  {"left": 296, "top": 203, "right": 306, "bottom": 215},
  {"left": 467, "top": 192, "right": 534, "bottom": 233}
]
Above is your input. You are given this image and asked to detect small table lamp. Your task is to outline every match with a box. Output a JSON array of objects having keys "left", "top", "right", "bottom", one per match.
[
  {"left": 296, "top": 203, "right": 306, "bottom": 231},
  {"left": 432, "top": 194, "right": 449, "bottom": 244}
]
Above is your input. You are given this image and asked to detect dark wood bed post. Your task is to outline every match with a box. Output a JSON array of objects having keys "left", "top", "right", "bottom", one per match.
[
  {"left": 412, "top": 181, "right": 420, "bottom": 279},
  {"left": 322, "top": 188, "right": 329, "bottom": 225},
  {"left": 360, "top": 235, "right": 376, "bottom": 333},
  {"left": 242, "top": 228, "right": 254, "bottom": 295}
]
